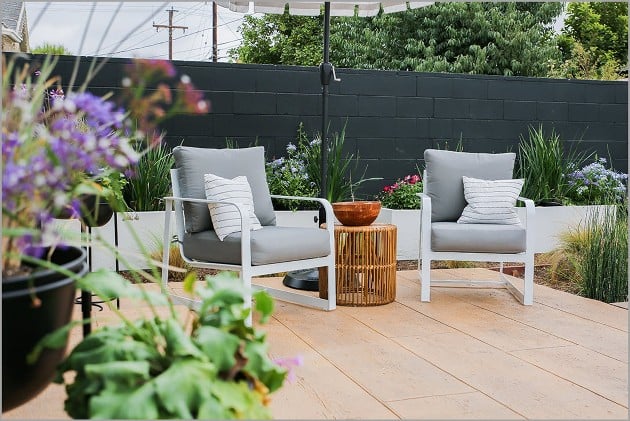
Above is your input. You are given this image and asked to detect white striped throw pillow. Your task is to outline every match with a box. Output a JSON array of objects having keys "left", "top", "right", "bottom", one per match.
[
  {"left": 203, "top": 173, "right": 262, "bottom": 241},
  {"left": 457, "top": 176, "right": 524, "bottom": 225}
]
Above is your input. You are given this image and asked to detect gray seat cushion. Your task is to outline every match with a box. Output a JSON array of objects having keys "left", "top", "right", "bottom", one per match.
[
  {"left": 431, "top": 222, "right": 526, "bottom": 253},
  {"left": 173, "top": 146, "right": 276, "bottom": 233},
  {"left": 424, "top": 149, "right": 516, "bottom": 222},
  {"left": 183, "top": 226, "right": 331, "bottom": 266}
]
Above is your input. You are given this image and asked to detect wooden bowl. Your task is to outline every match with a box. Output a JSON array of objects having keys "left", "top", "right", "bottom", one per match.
[{"left": 332, "top": 201, "right": 381, "bottom": 226}]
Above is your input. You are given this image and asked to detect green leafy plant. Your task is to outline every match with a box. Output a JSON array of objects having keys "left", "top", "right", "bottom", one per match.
[
  {"left": 267, "top": 123, "right": 379, "bottom": 207},
  {"left": 376, "top": 174, "right": 422, "bottom": 209},
  {"left": 516, "top": 125, "right": 591, "bottom": 205},
  {"left": 301, "top": 124, "right": 378, "bottom": 203},
  {"left": 95, "top": 170, "right": 129, "bottom": 212},
  {"left": 44, "top": 271, "right": 289, "bottom": 419},
  {"left": 265, "top": 124, "right": 319, "bottom": 211},
  {"left": 124, "top": 141, "right": 175, "bottom": 212}
]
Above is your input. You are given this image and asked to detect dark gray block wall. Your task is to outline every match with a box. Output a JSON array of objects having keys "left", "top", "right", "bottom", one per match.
[{"left": 34, "top": 55, "right": 628, "bottom": 198}]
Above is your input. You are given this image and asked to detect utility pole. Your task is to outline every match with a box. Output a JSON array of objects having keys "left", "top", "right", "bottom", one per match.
[
  {"left": 212, "top": 1, "right": 218, "bottom": 62},
  {"left": 153, "top": 7, "right": 188, "bottom": 60}
]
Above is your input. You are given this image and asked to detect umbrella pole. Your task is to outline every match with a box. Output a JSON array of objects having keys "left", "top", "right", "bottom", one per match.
[
  {"left": 320, "top": 1, "right": 331, "bottom": 213},
  {"left": 283, "top": 1, "right": 333, "bottom": 292}
]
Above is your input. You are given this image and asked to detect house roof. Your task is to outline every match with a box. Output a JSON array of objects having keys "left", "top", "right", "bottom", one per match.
[{"left": 1, "top": 0, "right": 25, "bottom": 42}]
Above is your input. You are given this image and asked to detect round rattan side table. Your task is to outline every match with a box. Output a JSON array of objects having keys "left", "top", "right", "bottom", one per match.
[{"left": 319, "top": 223, "right": 397, "bottom": 306}]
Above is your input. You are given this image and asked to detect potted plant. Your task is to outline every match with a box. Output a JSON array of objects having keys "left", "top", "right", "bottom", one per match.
[
  {"left": 37, "top": 271, "right": 293, "bottom": 419},
  {"left": 2, "top": 53, "right": 209, "bottom": 412},
  {"left": 116, "top": 141, "right": 177, "bottom": 270},
  {"left": 1, "top": 54, "right": 141, "bottom": 411},
  {"left": 374, "top": 174, "right": 423, "bottom": 259}
]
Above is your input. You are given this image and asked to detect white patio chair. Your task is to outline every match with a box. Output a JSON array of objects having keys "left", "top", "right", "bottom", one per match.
[
  {"left": 419, "top": 149, "right": 535, "bottom": 305},
  {"left": 161, "top": 146, "right": 336, "bottom": 318}
]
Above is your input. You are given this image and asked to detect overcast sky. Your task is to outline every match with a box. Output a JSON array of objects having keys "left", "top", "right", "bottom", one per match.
[{"left": 25, "top": 2, "right": 249, "bottom": 62}]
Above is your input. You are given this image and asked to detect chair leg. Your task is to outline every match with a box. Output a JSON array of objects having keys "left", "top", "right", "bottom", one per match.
[
  {"left": 421, "top": 257, "right": 431, "bottom": 302},
  {"left": 326, "top": 263, "right": 336, "bottom": 310},
  {"left": 241, "top": 270, "right": 253, "bottom": 326},
  {"left": 523, "top": 255, "right": 534, "bottom": 305}
]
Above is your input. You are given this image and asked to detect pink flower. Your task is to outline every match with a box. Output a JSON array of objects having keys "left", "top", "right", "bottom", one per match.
[{"left": 274, "top": 355, "right": 304, "bottom": 383}]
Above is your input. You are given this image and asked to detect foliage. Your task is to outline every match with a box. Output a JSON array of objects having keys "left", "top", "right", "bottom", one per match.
[
  {"left": 1, "top": 55, "right": 140, "bottom": 274},
  {"left": 31, "top": 43, "right": 73, "bottom": 55},
  {"left": 301, "top": 124, "right": 378, "bottom": 203},
  {"left": 96, "top": 170, "right": 129, "bottom": 212},
  {"left": 334, "top": 2, "right": 562, "bottom": 76},
  {"left": 549, "top": 41, "right": 622, "bottom": 81},
  {"left": 124, "top": 141, "right": 175, "bottom": 212},
  {"left": 516, "top": 125, "right": 590, "bottom": 205},
  {"left": 2, "top": 55, "right": 208, "bottom": 276},
  {"left": 576, "top": 205, "right": 627, "bottom": 303},
  {"left": 565, "top": 157, "right": 627, "bottom": 205},
  {"left": 550, "top": 204, "right": 628, "bottom": 303},
  {"left": 232, "top": 3, "right": 563, "bottom": 77},
  {"left": 376, "top": 174, "right": 422, "bottom": 209},
  {"left": 119, "top": 59, "right": 209, "bottom": 144},
  {"left": 230, "top": 11, "right": 322, "bottom": 65},
  {"left": 267, "top": 123, "right": 377, "bottom": 206},
  {"left": 48, "top": 271, "right": 289, "bottom": 419},
  {"left": 561, "top": 2, "right": 627, "bottom": 70},
  {"left": 265, "top": 124, "right": 319, "bottom": 211},
  {"left": 149, "top": 242, "right": 192, "bottom": 283}
]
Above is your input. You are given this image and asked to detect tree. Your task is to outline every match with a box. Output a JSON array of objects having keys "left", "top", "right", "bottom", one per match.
[
  {"left": 554, "top": 2, "right": 627, "bottom": 80},
  {"left": 31, "top": 43, "right": 72, "bottom": 55},
  {"left": 231, "top": 3, "right": 563, "bottom": 77},
  {"left": 230, "top": 12, "right": 322, "bottom": 65},
  {"left": 331, "top": 3, "right": 563, "bottom": 76}
]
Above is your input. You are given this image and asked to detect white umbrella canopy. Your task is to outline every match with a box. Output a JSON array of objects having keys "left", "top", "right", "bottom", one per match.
[{"left": 217, "top": 0, "right": 433, "bottom": 16}]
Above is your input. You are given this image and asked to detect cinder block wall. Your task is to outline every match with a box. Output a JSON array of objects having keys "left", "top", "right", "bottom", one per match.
[{"left": 30, "top": 55, "right": 628, "bottom": 198}]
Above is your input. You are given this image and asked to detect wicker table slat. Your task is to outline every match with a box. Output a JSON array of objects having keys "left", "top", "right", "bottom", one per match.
[{"left": 319, "top": 224, "right": 397, "bottom": 306}]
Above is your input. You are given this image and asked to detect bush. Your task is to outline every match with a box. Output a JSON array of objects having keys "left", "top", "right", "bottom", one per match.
[
  {"left": 376, "top": 174, "right": 422, "bottom": 209},
  {"left": 565, "top": 157, "right": 628, "bottom": 205},
  {"left": 516, "top": 125, "right": 590, "bottom": 205},
  {"left": 124, "top": 141, "right": 175, "bottom": 212},
  {"left": 265, "top": 125, "right": 319, "bottom": 211},
  {"left": 553, "top": 204, "right": 628, "bottom": 303},
  {"left": 578, "top": 204, "right": 628, "bottom": 303}
]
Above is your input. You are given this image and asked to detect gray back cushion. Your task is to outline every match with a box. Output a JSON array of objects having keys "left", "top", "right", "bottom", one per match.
[
  {"left": 424, "top": 149, "right": 516, "bottom": 222},
  {"left": 173, "top": 146, "right": 276, "bottom": 233}
]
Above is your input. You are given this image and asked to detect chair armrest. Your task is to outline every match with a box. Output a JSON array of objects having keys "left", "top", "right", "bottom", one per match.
[
  {"left": 270, "top": 195, "right": 334, "bottom": 221},
  {"left": 516, "top": 196, "right": 535, "bottom": 223},
  {"left": 269, "top": 195, "right": 335, "bottom": 238}
]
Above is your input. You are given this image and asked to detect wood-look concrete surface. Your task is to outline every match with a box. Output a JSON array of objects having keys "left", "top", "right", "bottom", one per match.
[{"left": 4, "top": 269, "right": 628, "bottom": 420}]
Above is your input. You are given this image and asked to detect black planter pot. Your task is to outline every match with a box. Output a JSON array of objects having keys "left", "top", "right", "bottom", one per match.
[
  {"left": 2, "top": 246, "right": 87, "bottom": 412},
  {"left": 52, "top": 194, "right": 114, "bottom": 226},
  {"left": 79, "top": 194, "right": 114, "bottom": 227}
]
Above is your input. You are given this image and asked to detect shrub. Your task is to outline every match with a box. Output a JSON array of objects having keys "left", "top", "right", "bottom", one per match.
[
  {"left": 553, "top": 204, "right": 628, "bottom": 303},
  {"left": 565, "top": 157, "right": 628, "bottom": 205},
  {"left": 124, "top": 141, "right": 175, "bottom": 211},
  {"left": 265, "top": 125, "right": 319, "bottom": 211},
  {"left": 267, "top": 123, "right": 378, "bottom": 208},
  {"left": 578, "top": 204, "right": 628, "bottom": 303},
  {"left": 516, "top": 125, "right": 591, "bottom": 205},
  {"left": 376, "top": 174, "right": 422, "bottom": 209}
]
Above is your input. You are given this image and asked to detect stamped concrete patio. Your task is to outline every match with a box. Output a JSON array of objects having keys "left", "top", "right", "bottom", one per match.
[{"left": 4, "top": 268, "right": 628, "bottom": 419}]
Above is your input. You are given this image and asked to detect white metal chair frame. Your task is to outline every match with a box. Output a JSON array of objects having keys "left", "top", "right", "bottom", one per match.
[
  {"left": 162, "top": 169, "right": 336, "bottom": 314},
  {"left": 419, "top": 177, "right": 536, "bottom": 305}
]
